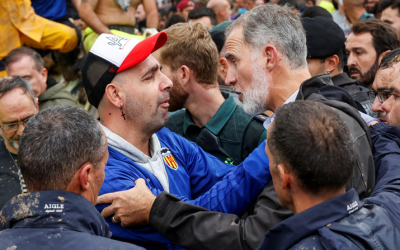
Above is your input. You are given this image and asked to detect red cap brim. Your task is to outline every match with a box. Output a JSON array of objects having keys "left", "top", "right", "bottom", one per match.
[{"left": 117, "top": 31, "right": 168, "bottom": 73}]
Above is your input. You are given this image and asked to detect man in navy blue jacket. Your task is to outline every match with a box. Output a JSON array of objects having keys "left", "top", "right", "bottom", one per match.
[
  {"left": 0, "top": 106, "right": 144, "bottom": 250},
  {"left": 257, "top": 101, "right": 400, "bottom": 249}
]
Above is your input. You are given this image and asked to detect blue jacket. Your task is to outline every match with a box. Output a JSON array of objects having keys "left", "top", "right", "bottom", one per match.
[
  {"left": 97, "top": 127, "right": 270, "bottom": 249},
  {"left": 0, "top": 190, "right": 143, "bottom": 250},
  {"left": 257, "top": 123, "right": 400, "bottom": 250}
]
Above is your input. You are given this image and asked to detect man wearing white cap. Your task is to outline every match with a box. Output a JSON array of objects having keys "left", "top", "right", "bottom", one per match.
[{"left": 81, "top": 32, "right": 271, "bottom": 248}]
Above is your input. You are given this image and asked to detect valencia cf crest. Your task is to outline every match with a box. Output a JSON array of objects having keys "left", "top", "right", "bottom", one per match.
[{"left": 161, "top": 148, "right": 178, "bottom": 170}]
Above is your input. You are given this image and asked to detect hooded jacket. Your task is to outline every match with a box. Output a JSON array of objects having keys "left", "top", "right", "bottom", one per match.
[
  {"left": 0, "top": 190, "right": 143, "bottom": 250},
  {"left": 96, "top": 126, "right": 271, "bottom": 249}
]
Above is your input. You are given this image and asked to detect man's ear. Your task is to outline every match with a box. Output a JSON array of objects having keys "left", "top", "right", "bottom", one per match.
[
  {"left": 40, "top": 67, "right": 48, "bottom": 82},
  {"left": 378, "top": 50, "right": 391, "bottom": 64},
  {"left": 178, "top": 65, "right": 192, "bottom": 86},
  {"left": 264, "top": 45, "right": 279, "bottom": 72},
  {"left": 219, "top": 58, "right": 229, "bottom": 79},
  {"left": 278, "top": 163, "right": 291, "bottom": 190},
  {"left": 105, "top": 83, "right": 124, "bottom": 108},
  {"left": 78, "top": 163, "right": 92, "bottom": 191},
  {"left": 326, "top": 55, "right": 340, "bottom": 73}
]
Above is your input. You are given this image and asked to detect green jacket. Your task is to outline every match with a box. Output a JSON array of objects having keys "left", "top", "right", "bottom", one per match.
[
  {"left": 39, "top": 79, "right": 77, "bottom": 111},
  {"left": 166, "top": 92, "right": 267, "bottom": 164}
]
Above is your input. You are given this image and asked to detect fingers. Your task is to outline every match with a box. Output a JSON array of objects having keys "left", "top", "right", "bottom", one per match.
[
  {"left": 101, "top": 203, "right": 117, "bottom": 218},
  {"left": 112, "top": 213, "right": 121, "bottom": 223},
  {"left": 97, "top": 191, "right": 120, "bottom": 205},
  {"left": 134, "top": 178, "right": 146, "bottom": 187}
]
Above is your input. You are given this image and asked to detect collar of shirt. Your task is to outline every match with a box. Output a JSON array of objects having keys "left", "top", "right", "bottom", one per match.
[
  {"left": 259, "top": 189, "right": 364, "bottom": 250},
  {"left": 263, "top": 90, "right": 299, "bottom": 130},
  {"left": 183, "top": 92, "right": 237, "bottom": 135},
  {"left": 359, "top": 12, "right": 375, "bottom": 21}
]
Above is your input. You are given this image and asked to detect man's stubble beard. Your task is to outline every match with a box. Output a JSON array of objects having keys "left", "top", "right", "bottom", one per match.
[
  {"left": 241, "top": 61, "right": 270, "bottom": 115},
  {"left": 125, "top": 92, "right": 170, "bottom": 135},
  {"left": 349, "top": 57, "right": 379, "bottom": 88}
]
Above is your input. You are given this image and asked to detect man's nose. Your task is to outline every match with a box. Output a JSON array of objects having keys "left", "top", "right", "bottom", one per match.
[
  {"left": 347, "top": 52, "right": 356, "bottom": 67},
  {"left": 225, "top": 68, "right": 237, "bottom": 86},
  {"left": 161, "top": 73, "right": 173, "bottom": 91},
  {"left": 381, "top": 96, "right": 394, "bottom": 113},
  {"left": 371, "top": 95, "right": 382, "bottom": 112}
]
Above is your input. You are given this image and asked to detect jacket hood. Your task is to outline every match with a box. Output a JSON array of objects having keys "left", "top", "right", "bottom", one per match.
[
  {"left": 99, "top": 123, "right": 161, "bottom": 164},
  {"left": 0, "top": 190, "right": 111, "bottom": 238}
]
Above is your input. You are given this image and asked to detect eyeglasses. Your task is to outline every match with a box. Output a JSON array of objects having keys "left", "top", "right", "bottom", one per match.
[
  {"left": 0, "top": 117, "right": 32, "bottom": 133},
  {"left": 370, "top": 90, "right": 394, "bottom": 103}
]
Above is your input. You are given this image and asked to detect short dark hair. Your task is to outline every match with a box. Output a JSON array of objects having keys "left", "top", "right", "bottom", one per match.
[
  {"left": 5, "top": 46, "right": 44, "bottom": 72},
  {"left": 352, "top": 20, "right": 400, "bottom": 57},
  {"left": 268, "top": 101, "right": 355, "bottom": 195},
  {"left": 19, "top": 106, "right": 107, "bottom": 192},
  {"left": 0, "top": 76, "right": 35, "bottom": 103},
  {"left": 301, "top": 6, "right": 333, "bottom": 19},
  {"left": 165, "top": 14, "right": 186, "bottom": 29},
  {"left": 188, "top": 7, "right": 218, "bottom": 25},
  {"left": 379, "top": 47, "right": 400, "bottom": 70},
  {"left": 379, "top": 0, "right": 400, "bottom": 14}
]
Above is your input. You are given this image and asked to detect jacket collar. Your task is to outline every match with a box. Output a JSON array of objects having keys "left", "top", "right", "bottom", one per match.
[
  {"left": 331, "top": 73, "right": 358, "bottom": 87},
  {"left": 0, "top": 190, "right": 111, "bottom": 238},
  {"left": 183, "top": 92, "right": 237, "bottom": 135},
  {"left": 296, "top": 73, "right": 333, "bottom": 101},
  {"left": 258, "top": 189, "right": 364, "bottom": 250}
]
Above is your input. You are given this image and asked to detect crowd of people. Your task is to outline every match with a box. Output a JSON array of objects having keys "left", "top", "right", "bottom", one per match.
[{"left": 1, "top": 0, "right": 400, "bottom": 249}]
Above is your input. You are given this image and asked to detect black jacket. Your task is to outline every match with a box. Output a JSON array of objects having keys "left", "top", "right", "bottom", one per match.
[
  {"left": 331, "top": 73, "right": 375, "bottom": 117},
  {"left": 0, "top": 190, "right": 143, "bottom": 250},
  {"left": 148, "top": 74, "right": 375, "bottom": 250}
]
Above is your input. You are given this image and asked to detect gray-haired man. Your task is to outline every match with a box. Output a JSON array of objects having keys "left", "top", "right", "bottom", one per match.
[{"left": 0, "top": 76, "right": 38, "bottom": 209}]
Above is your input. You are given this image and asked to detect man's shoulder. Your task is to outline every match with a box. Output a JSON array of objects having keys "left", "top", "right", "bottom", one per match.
[{"left": 290, "top": 234, "right": 325, "bottom": 250}]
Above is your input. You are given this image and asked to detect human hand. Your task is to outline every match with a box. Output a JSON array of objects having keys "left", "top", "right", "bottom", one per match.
[
  {"left": 358, "top": 111, "right": 380, "bottom": 126},
  {"left": 97, "top": 178, "right": 156, "bottom": 227}
]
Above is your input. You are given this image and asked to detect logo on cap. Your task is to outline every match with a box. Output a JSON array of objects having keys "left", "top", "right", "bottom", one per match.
[{"left": 106, "top": 37, "right": 131, "bottom": 50}]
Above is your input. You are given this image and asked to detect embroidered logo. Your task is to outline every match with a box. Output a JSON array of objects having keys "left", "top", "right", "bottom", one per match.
[
  {"left": 346, "top": 201, "right": 358, "bottom": 214},
  {"left": 105, "top": 37, "right": 130, "bottom": 50},
  {"left": 161, "top": 147, "right": 178, "bottom": 170}
]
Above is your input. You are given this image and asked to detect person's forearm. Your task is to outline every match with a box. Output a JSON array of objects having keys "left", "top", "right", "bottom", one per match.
[
  {"left": 146, "top": 9, "right": 158, "bottom": 29},
  {"left": 142, "top": 0, "right": 158, "bottom": 29},
  {"left": 79, "top": 2, "right": 111, "bottom": 34},
  {"left": 182, "top": 141, "right": 271, "bottom": 216},
  {"left": 72, "top": 0, "right": 81, "bottom": 10}
]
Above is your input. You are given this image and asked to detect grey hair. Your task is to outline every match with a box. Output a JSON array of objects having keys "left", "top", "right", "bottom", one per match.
[
  {"left": 18, "top": 106, "right": 107, "bottom": 192},
  {"left": 0, "top": 76, "right": 36, "bottom": 104},
  {"left": 226, "top": 4, "right": 307, "bottom": 69}
]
